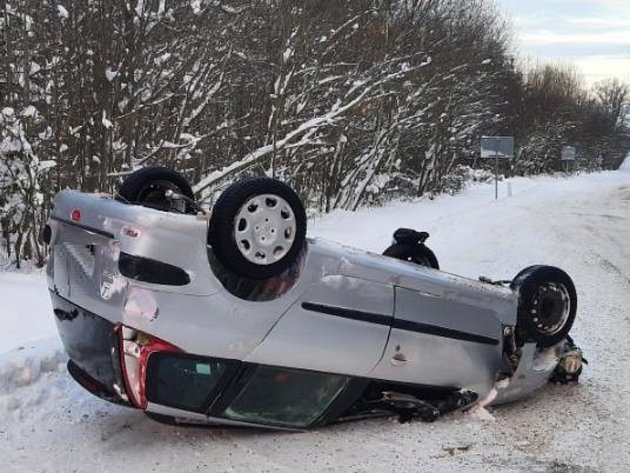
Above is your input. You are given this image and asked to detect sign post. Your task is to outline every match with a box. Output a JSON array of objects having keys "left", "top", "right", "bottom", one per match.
[
  {"left": 480, "top": 136, "right": 515, "bottom": 200},
  {"left": 561, "top": 146, "right": 576, "bottom": 172}
]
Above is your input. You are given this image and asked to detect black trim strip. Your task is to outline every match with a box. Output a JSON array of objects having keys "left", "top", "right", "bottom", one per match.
[
  {"left": 301, "top": 302, "right": 499, "bottom": 346},
  {"left": 51, "top": 215, "right": 115, "bottom": 239},
  {"left": 392, "top": 319, "right": 499, "bottom": 346},
  {"left": 301, "top": 302, "right": 391, "bottom": 326},
  {"left": 119, "top": 252, "right": 191, "bottom": 286}
]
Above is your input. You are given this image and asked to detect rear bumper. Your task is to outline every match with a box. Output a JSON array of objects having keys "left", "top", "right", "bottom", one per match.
[{"left": 50, "top": 291, "right": 131, "bottom": 406}]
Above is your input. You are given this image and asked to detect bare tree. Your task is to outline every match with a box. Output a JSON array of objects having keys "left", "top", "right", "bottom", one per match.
[
  {"left": 2, "top": 0, "right": 628, "bottom": 268},
  {"left": 593, "top": 78, "right": 630, "bottom": 129}
]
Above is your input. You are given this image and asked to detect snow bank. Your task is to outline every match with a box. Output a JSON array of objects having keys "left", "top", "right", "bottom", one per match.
[
  {"left": 619, "top": 154, "right": 630, "bottom": 171},
  {"left": 0, "top": 272, "right": 57, "bottom": 355},
  {"left": 0, "top": 339, "right": 65, "bottom": 419},
  {"left": 0, "top": 271, "right": 64, "bottom": 419},
  {"left": 0, "top": 340, "right": 64, "bottom": 391}
]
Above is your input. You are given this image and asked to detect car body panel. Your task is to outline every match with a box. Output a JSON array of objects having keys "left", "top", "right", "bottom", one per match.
[
  {"left": 244, "top": 275, "right": 394, "bottom": 376},
  {"left": 332, "top": 240, "right": 517, "bottom": 326},
  {"left": 368, "top": 285, "right": 507, "bottom": 395},
  {"left": 49, "top": 190, "right": 218, "bottom": 297},
  {"left": 494, "top": 343, "right": 565, "bottom": 404},
  {"left": 393, "top": 286, "right": 505, "bottom": 342},
  {"left": 45, "top": 190, "right": 572, "bottom": 429},
  {"left": 48, "top": 228, "right": 127, "bottom": 319},
  {"left": 371, "top": 329, "right": 502, "bottom": 396}
]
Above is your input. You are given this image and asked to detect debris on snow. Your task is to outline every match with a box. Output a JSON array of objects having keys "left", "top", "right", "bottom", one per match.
[{"left": 442, "top": 445, "right": 472, "bottom": 456}]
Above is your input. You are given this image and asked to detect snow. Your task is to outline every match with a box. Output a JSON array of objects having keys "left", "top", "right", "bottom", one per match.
[
  {"left": 0, "top": 272, "right": 57, "bottom": 355},
  {"left": 282, "top": 47, "right": 293, "bottom": 63},
  {"left": 20, "top": 105, "right": 37, "bottom": 118},
  {"left": 2, "top": 168, "right": 630, "bottom": 471},
  {"left": 619, "top": 153, "right": 630, "bottom": 171},
  {"left": 101, "top": 110, "right": 113, "bottom": 129},
  {"left": 56, "top": 5, "right": 69, "bottom": 19},
  {"left": 189, "top": 0, "right": 201, "bottom": 14},
  {"left": 105, "top": 68, "right": 118, "bottom": 82},
  {"left": 134, "top": 0, "right": 145, "bottom": 18},
  {"left": 220, "top": 5, "right": 238, "bottom": 14},
  {"left": 28, "top": 61, "right": 41, "bottom": 76},
  {"left": 38, "top": 160, "right": 56, "bottom": 171}
]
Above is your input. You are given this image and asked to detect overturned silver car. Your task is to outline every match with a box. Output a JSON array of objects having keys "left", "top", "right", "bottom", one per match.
[{"left": 45, "top": 167, "right": 585, "bottom": 429}]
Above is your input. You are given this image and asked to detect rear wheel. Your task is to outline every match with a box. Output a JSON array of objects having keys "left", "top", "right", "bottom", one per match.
[
  {"left": 510, "top": 265, "right": 577, "bottom": 347},
  {"left": 209, "top": 177, "right": 307, "bottom": 280},
  {"left": 117, "top": 167, "right": 194, "bottom": 213}
]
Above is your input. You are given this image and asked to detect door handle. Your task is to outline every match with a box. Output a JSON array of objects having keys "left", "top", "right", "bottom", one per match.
[{"left": 391, "top": 353, "right": 407, "bottom": 367}]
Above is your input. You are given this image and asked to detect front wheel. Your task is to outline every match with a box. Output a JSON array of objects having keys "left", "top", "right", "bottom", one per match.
[
  {"left": 208, "top": 177, "right": 307, "bottom": 280},
  {"left": 510, "top": 265, "right": 577, "bottom": 347},
  {"left": 383, "top": 243, "right": 439, "bottom": 270}
]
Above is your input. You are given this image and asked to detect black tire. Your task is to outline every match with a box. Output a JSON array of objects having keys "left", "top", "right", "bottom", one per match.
[
  {"left": 209, "top": 177, "right": 307, "bottom": 280},
  {"left": 510, "top": 265, "right": 577, "bottom": 347},
  {"left": 117, "top": 167, "right": 195, "bottom": 213},
  {"left": 383, "top": 243, "right": 440, "bottom": 270}
]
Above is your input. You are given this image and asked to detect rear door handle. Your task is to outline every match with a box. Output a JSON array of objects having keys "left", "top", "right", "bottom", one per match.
[{"left": 391, "top": 353, "right": 407, "bottom": 367}]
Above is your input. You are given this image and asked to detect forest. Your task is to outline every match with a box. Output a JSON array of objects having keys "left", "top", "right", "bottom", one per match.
[{"left": 2, "top": 0, "right": 629, "bottom": 268}]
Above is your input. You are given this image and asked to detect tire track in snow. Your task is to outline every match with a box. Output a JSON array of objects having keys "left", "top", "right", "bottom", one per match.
[{"left": 489, "top": 178, "right": 630, "bottom": 472}]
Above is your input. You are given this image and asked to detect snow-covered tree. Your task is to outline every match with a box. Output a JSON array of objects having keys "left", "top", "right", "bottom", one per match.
[{"left": 1, "top": 0, "right": 628, "bottom": 267}]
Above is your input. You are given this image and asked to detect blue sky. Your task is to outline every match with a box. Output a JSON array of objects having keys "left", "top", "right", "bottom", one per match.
[{"left": 498, "top": 0, "right": 630, "bottom": 86}]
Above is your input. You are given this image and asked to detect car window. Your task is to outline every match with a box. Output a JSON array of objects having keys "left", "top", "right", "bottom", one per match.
[
  {"left": 146, "top": 353, "right": 233, "bottom": 412},
  {"left": 223, "top": 366, "right": 348, "bottom": 428}
]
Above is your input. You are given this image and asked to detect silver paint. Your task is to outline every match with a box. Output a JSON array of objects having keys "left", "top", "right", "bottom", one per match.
[{"left": 47, "top": 190, "right": 569, "bottom": 425}]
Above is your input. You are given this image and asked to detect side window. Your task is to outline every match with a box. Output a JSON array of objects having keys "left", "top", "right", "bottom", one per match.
[
  {"left": 223, "top": 366, "right": 348, "bottom": 428},
  {"left": 146, "top": 353, "right": 235, "bottom": 412}
]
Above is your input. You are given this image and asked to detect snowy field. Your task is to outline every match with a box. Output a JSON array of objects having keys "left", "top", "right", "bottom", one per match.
[{"left": 2, "top": 166, "right": 630, "bottom": 472}]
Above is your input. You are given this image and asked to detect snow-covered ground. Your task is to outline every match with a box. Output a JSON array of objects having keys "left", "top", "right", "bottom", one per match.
[{"left": 2, "top": 167, "right": 630, "bottom": 472}]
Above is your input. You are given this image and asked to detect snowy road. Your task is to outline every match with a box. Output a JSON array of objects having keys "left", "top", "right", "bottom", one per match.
[{"left": 2, "top": 169, "right": 629, "bottom": 472}]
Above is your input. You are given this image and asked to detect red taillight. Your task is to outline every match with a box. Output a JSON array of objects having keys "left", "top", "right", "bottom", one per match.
[
  {"left": 70, "top": 208, "right": 81, "bottom": 222},
  {"left": 116, "top": 326, "right": 181, "bottom": 409}
]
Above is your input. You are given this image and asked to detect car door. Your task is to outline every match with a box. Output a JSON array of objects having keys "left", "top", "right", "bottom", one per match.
[
  {"left": 245, "top": 274, "right": 394, "bottom": 377},
  {"left": 370, "top": 285, "right": 505, "bottom": 396}
]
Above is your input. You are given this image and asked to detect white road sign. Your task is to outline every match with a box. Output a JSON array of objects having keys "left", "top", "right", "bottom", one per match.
[
  {"left": 481, "top": 136, "right": 514, "bottom": 158},
  {"left": 561, "top": 146, "right": 576, "bottom": 161}
]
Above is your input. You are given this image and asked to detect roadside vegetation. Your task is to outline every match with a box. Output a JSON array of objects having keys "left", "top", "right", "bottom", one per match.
[{"left": 2, "top": 0, "right": 629, "bottom": 268}]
